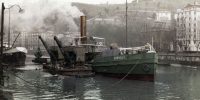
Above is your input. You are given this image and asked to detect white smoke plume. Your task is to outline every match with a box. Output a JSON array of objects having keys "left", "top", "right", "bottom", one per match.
[
  {"left": 57, "top": 34, "right": 74, "bottom": 46},
  {"left": 1, "top": 0, "right": 84, "bottom": 33}
]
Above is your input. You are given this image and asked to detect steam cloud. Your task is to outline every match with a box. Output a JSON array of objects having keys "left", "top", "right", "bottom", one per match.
[{"left": 4, "top": 0, "right": 84, "bottom": 33}]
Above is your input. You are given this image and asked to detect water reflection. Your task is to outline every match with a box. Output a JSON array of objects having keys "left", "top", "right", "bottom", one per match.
[
  {"left": 75, "top": 75, "right": 154, "bottom": 100},
  {"left": 2, "top": 64, "right": 200, "bottom": 100},
  {"left": 155, "top": 65, "right": 200, "bottom": 100}
]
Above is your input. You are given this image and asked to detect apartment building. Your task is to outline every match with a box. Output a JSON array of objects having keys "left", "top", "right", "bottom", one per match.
[{"left": 176, "top": 2, "right": 200, "bottom": 51}]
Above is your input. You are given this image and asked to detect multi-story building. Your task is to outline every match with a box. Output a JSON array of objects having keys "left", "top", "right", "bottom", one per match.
[
  {"left": 11, "top": 31, "right": 56, "bottom": 53},
  {"left": 175, "top": 2, "right": 200, "bottom": 51},
  {"left": 152, "top": 10, "right": 176, "bottom": 52}
]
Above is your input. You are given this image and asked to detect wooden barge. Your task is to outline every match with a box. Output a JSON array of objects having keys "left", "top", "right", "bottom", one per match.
[{"left": 42, "top": 64, "right": 94, "bottom": 77}]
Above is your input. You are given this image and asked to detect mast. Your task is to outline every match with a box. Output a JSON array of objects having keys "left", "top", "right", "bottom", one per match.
[
  {"left": 0, "top": 2, "right": 5, "bottom": 86},
  {"left": 125, "top": 0, "right": 128, "bottom": 47}
]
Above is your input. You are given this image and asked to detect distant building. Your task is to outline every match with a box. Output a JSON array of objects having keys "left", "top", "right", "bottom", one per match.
[
  {"left": 155, "top": 10, "right": 171, "bottom": 22},
  {"left": 11, "top": 31, "right": 56, "bottom": 51},
  {"left": 153, "top": 10, "right": 174, "bottom": 31},
  {"left": 175, "top": 2, "right": 200, "bottom": 51},
  {"left": 11, "top": 31, "right": 105, "bottom": 53},
  {"left": 87, "top": 17, "right": 122, "bottom": 25},
  {"left": 150, "top": 10, "right": 176, "bottom": 52}
]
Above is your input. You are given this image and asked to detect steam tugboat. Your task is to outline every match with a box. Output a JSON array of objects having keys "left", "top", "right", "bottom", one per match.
[
  {"left": 39, "top": 35, "right": 94, "bottom": 77},
  {"left": 39, "top": 16, "right": 105, "bottom": 77},
  {"left": 91, "top": 44, "right": 157, "bottom": 81},
  {"left": 91, "top": 1, "right": 157, "bottom": 81}
]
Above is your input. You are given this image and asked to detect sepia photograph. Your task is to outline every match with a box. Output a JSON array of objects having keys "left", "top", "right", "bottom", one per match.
[{"left": 0, "top": 0, "right": 200, "bottom": 100}]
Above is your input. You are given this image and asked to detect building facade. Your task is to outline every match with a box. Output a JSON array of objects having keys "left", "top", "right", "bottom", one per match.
[
  {"left": 11, "top": 31, "right": 56, "bottom": 53},
  {"left": 176, "top": 2, "right": 200, "bottom": 51},
  {"left": 155, "top": 10, "right": 171, "bottom": 22},
  {"left": 10, "top": 31, "right": 105, "bottom": 54}
]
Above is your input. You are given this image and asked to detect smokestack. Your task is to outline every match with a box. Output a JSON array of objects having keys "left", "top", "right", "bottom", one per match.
[{"left": 80, "top": 16, "right": 87, "bottom": 43}]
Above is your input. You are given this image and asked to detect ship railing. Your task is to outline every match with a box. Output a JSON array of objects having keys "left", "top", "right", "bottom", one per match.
[
  {"left": 119, "top": 43, "right": 156, "bottom": 55},
  {"left": 74, "top": 36, "right": 105, "bottom": 46},
  {"left": 79, "top": 44, "right": 105, "bottom": 47}
]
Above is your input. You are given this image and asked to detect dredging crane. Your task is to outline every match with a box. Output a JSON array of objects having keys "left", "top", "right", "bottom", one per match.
[
  {"left": 38, "top": 36, "right": 57, "bottom": 64},
  {"left": 54, "top": 36, "right": 76, "bottom": 67}
]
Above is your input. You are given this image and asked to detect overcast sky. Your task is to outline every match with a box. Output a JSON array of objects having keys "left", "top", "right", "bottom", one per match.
[
  {"left": 67, "top": 0, "right": 134, "bottom": 4},
  {"left": 0, "top": 0, "right": 134, "bottom": 5}
]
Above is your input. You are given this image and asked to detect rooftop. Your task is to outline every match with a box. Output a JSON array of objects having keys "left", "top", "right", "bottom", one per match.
[{"left": 184, "top": 2, "right": 200, "bottom": 8}]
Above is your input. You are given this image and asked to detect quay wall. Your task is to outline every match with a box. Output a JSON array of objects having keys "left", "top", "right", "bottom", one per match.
[{"left": 158, "top": 52, "right": 200, "bottom": 66}]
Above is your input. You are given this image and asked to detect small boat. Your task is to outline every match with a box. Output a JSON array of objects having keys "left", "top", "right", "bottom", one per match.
[
  {"left": 32, "top": 47, "right": 49, "bottom": 64},
  {"left": 3, "top": 47, "right": 27, "bottom": 66},
  {"left": 91, "top": 43, "right": 158, "bottom": 81}
]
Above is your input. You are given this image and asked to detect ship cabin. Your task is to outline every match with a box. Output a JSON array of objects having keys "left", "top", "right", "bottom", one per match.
[
  {"left": 119, "top": 43, "right": 156, "bottom": 55},
  {"left": 73, "top": 36, "right": 106, "bottom": 63}
]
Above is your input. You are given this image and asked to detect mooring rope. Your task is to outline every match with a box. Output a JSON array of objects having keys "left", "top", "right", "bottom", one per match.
[{"left": 111, "top": 60, "right": 140, "bottom": 86}]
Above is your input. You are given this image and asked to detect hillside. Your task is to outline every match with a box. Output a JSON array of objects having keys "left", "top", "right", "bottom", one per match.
[
  {"left": 72, "top": 0, "right": 199, "bottom": 18},
  {"left": 72, "top": 0, "right": 198, "bottom": 49}
]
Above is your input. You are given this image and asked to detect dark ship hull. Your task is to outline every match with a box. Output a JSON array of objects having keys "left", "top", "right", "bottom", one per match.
[
  {"left": 3, "top": 47, "right": 27, "bottom": 66},
  {"left": 92, "top": 44, "right": 157, "bottom": 81},
  {"left": 32, "top": 58, "right": 48, "bottom": 64},
  {"left": 92, "top": 52, "right": 157, "bottom": 81}
]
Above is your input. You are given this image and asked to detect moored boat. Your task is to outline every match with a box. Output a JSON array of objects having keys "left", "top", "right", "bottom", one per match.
[
  {"left": 32, "top": 47, "right": 49, "bottom": 64},
  {"left": 3, "top": 47, "right": 27, "bottom": 66},
  {"left": 92, "top": 43, "right": 158, "bottom": 81}
]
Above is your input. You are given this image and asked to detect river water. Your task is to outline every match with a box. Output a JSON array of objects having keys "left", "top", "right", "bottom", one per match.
[{"left": 2, "top": 63, "right": 200, "bottom": 100}]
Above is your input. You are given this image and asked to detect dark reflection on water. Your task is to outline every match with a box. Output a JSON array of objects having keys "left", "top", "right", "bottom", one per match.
[{"left": 2, "top": 64, "right": 200, "bottom": 100}]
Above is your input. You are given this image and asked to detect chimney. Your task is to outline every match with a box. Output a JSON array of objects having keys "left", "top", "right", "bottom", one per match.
[{"left": 80, "top": 16, "right": 87, "bottom": 44}]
